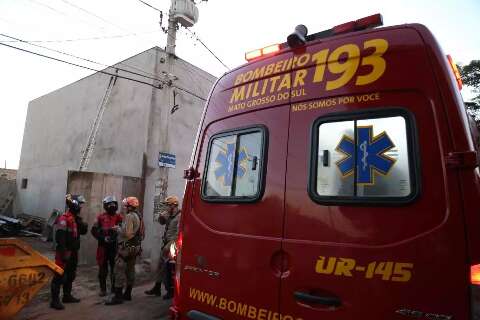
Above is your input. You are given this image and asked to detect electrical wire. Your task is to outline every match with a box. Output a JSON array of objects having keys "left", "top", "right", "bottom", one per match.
[
  {"left": 26, "top": 0, "right": 111, "bottom": 33},
  {"left": 136, "top": 0, "right": 162, "bottom": 12},
  {"left": 0, "top": 33, "right": 168, "bottom": 84},
  {"left": 132, "top": 0, "right": 227, "bottom": 70},
  {"left": 60, "top": 0, "right": 129, "bottom": 32},
  {"left": 27, "top": 0, "right": 70, "bottom": 17},
  {"left": 0, "top": 31, "right": 159, "bottom": 44},
  {"left": 0, "top": 42, "right": 207, "bottom": 101},
  {"left": 172, "top": 85, "right": 207, "bottom": 101},
  {"left": 25, "top": 0, "right": 165, "bottom": 46},
  {"left": 185, "top": 27, "right": 229, "bottom": 70},
  {"left": 177, "top": 58, "right": 216, "bottom": 84}
]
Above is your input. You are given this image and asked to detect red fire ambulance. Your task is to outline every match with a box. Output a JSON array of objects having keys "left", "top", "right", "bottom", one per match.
[{"left": 171, "top": 14, "right": 480, "bottom": 320}]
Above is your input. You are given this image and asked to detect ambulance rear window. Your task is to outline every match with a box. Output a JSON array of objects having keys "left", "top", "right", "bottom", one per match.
[
  {"left": 310, "top": 109, "right": 420, "bottom": 204},
  {"left": 202, "top": 127, "right": 266, "bottom": 202}
]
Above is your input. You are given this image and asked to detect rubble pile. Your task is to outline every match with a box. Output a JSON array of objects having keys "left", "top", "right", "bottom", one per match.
[{"left": 0, "top": 213, "right": 46, "bottom": 237}]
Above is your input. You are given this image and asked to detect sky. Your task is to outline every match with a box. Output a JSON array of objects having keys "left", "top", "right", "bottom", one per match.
[{"left": 0, "top": 0, "right": 479, "bottom": 169}]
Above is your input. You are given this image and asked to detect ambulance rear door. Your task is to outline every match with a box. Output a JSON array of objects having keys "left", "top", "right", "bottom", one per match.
[
  {"left": 178, "top": 51, "right": 293, "bottom": 319},
  {"left": 280, "top": 27, "right": 468, "bottom": 319}
]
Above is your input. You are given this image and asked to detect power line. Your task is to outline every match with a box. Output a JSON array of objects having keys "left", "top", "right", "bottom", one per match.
[
  {"left": 60, "top": 0, "right": 128, "bottom": 32},
  {"left": 27, "top": 0, "right": 70, "bottom": 17},
  {"left": 136, "top": 0, "right": 162, "bottom": 12},
  {"left": 0, "top": 33, "right": 166, "bottom": 82},
  {"left": 184, "top": 27, "right": 229, "bottom": 70},
  {"left": 0, "top": 33, "right": 166, "bottom": 84},
  {"left": 0, "top": 31, "right": 159, "bottom": 44},
  {"left": 133, "top": 0, "right": 228, "bottom": 70},
  {"left": 0, "top": 41, "right": 158, "bottom": 87},
  {"left": 0, "top": 42, "right": 207, "bottom": 101},
  {"left": 0, "top": 31, "right": 165, "bottom": 81},
  {"left": 172, "top": 85, "right": 206, "bottom": 101},
  {"left": 26, "top": 0, "right": 109, "bottom": 33}
]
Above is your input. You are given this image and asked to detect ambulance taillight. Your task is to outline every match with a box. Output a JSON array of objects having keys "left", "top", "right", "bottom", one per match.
[
  {"left": 169, "top": 230, "right": 183, "bottom": 319},
  {"left": 471, "top": 264, "right": 480, "bottom": 318},
  {"left": 174, "top": 231, "right": 183, "bottom": 299},
  {"left": 447, "top": 54, "right": 463, "bottom": 90}
]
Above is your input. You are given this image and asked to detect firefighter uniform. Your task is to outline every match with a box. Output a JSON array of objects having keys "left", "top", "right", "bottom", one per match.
[
  {"left": 50, "top": 195, "right": 88, "bottom": 310},
  {"left": 106, "top": 196, "right": 142, "bottom": 305},
  {"left": 115, "top": 211, "right": 141, "bottom": 288},
  {"left": 145, "top": 195, "right": 180, "bottom": 299},
  {"left": 91, "top": 209, "right": 122, "bottom": 296}
]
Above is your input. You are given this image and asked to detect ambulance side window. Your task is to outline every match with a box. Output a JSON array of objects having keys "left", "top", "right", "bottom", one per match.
[
  {"left": 202, "top": 127, "right": 266, "bottom": 202},
  {"left": 310, "top": 110, "right": 419, "bottom": 204}
]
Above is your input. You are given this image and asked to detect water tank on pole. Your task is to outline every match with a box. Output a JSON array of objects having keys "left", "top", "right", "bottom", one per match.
[{"left": 171, "top": 0, "right": 199, "bottom": 27}]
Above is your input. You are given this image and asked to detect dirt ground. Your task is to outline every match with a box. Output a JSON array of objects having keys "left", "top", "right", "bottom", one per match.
[{"left": 12, "top": 237, "right": 171, "bottom": 320}]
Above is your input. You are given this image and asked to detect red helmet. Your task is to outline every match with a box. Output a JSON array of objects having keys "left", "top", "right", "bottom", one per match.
[{"left": 122, "top": 196, "right": 139, "bottom": 208}]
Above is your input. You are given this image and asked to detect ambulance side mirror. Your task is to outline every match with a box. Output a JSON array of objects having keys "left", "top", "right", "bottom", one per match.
[{"left": 184, "top": 167, "right": 199, "bottom": 180}]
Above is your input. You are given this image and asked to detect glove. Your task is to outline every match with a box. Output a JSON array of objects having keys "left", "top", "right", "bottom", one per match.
[
  {"left": 76, "top": 217, "right": 88, "bottom": 235},
  {"left": 158, "top": 214, "right": 167, "bottom": 225}
]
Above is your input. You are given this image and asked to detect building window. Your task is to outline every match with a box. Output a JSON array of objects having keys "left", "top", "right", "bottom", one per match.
[
  {"left": 21, "top": 178, "right": 28, "bottom": 189},
  {"left": 202, "top": 127, "right": 267, "bottom": 202},
  {"left": 310, "top": 109, "right": 419, "bottom": 204}
]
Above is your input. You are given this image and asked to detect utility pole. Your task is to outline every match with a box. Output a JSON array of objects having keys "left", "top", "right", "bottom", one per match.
[
  {"left": 166, "top": 3, "right": 177, "bottom": 55},
  {"left": 160, "top": 0, "right": 178, "bottom": 199},
  {"left": 145, "top": 0, "right": 200, "bottom": 215},
  {"left": 158, "top": 0, "right": 199, "bottom": 201},
  {"left": 143, "top": 0, "right": 200, "bottom": 274}
]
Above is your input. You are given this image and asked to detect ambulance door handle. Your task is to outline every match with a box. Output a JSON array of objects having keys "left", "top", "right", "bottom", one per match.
[
  {"left": 322, "top": 150, "right": 330, "bottom": 167},
  {"left": 293, "top": 291, "right": 341, "bottom": 307}
]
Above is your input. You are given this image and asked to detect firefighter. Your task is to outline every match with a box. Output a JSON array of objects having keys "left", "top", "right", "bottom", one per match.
[
  {"left": 50, "top": 194, "right": 88, "bottom": 310},
  {"left": 145, "top": 195, "right": 180, "bottom": 300},
  {"left": 91, "top": 195, "right": 122, "bottom": 297},
  {"left": 105, "top": 196, "right": 142, "bottom": 305}
]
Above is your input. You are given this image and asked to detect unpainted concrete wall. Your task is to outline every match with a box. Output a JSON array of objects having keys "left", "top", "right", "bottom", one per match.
[
  {"left": 15, "top": 48, "right": 158, "bottom": 218},
  {"left": 15, "top": 47, "right": 217, "bottom": 265}
]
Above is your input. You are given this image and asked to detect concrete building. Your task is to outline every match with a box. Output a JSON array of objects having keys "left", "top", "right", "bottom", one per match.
[
  {"left": 0, "top": 168, "right": 16, "bottom": 215},
  {"left": 15, "top": 46, "right": 216, "bottom": 261},
  {"left": 0, "top": 168, "right": 17, "bottom": 181}
]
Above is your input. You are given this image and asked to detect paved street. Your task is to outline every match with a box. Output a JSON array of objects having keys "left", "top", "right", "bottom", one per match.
[
  {"left": 15, "top": 283, "right": 171, "bottom": 320},
  {"left": 11, "top": 238, "right": 170, "bottom": 320}
]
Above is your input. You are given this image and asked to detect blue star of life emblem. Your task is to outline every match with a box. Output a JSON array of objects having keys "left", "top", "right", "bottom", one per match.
[
  {"left": 214, "top": 143, "right": 248, "bottom": 187},
  {"left": 336, "top": 126, "right": 396, "bottom": 185}
]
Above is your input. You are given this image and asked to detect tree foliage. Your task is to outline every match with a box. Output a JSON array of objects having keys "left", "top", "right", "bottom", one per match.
[
  {"left": 459, "top": 60, "right": 480, "bottom": 103},
  {"left": 459, "top": 60, "right": 480, "bottom": 129}
]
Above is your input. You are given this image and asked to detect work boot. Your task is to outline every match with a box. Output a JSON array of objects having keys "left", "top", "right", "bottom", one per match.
[
  {"left": 144, "top": 282, "right": 162, "bottom": 296},
  {"left": 62, "top": 295, "right": 81, "bottom": 303},
  {"left": 123, "top": 285, "right": 132, "bottom": 301},
  {"left": 50, "top": 279, "right": 65, "bottom": 310},
  {"left": 62, "top": 281, "right": 81, "bottom": 303},
  {"left": 110, "top": 275, "right": 115, "bottom": 294},
  {"left": 99, "top": 279, "right": 107, "bottom": 297},
  {"left": 162, "top": 289, "right": 174, "bottom": 300},
  {"left": 50, "top": 299, "right": 65, "bottom": 310},
  {"left": 105, "top": 287, "right": 123, "bottom": 305}
]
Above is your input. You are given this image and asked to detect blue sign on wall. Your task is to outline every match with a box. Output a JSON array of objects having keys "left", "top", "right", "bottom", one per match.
[{"left": 158, "top": 152, "right": 176, "bottom": 168}]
